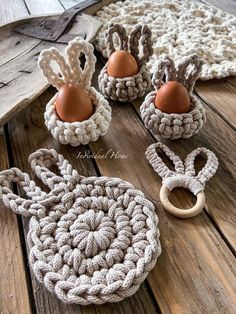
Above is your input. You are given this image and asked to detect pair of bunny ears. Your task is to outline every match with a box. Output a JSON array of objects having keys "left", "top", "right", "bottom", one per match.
[
  {"left": 38, "top": 37, "right": 96, "bottom": 91},
  {"left": 0, "top": 149, "right": 83, "bottom": 219},
  {"left": 152, "top": 54, "right": 203, "bottom": 92},
  {"left": 106, "top": 23, "right": 153, "bottom": 67},
  {"left": 145, "top": 143, "right": 218, "bottom": 218}
]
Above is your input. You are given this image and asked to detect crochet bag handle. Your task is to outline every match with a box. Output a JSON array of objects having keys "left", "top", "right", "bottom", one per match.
[
  {"left": 106, "top": 23, "right": 128, "bottom": 57},
  {"left": 129, "top": 24, "right": 153, "bottom": 67},
  {"left": 176, "top": 54, "right": 203, "bottom": 92},
  {"left": 38, "top": 37, "right": 96, "bottom": 90},
  {"left": 151, "top": 55, "right": 177, "bottom": 90},
  {"left": 145, "top": 143, "right": 218, "bottom": 218}
]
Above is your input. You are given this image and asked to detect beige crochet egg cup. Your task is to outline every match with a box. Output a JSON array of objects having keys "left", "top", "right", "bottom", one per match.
[
  {"left": 98, "top": 23, "right": 153, "bottom": 102},
  {"left": 0, "top": 149, "right": 161, "bottom": 304},
  {"left": 140, "top": 54, "right": 206, "bottom": 140},
  {"left": 39, "top": 37, "right": 111, "bottom": 146},
  {"left": 146, "top": 143, "right": 218, "bottom": 218}
]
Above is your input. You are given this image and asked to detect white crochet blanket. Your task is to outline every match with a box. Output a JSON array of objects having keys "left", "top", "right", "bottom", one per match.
[{"left": 96, "top": 0, "right": 236, "bottom": 80}]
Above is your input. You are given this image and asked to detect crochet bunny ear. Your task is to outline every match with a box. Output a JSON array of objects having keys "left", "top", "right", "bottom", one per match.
[
  {"left": 38, "top": 48, "right": 72, "bottom": 90},
  {"left": 145, "top": 142, "right": 184, "bottom": 180},
  {"left": 129, "top": 24, "right": 153, "bottom": 67},
  {"left": 184, "top": 147, "right": 218, "bottom": 185},
  {"left": 66, "top": 37, "right": 96, "bottom": 90},
  {"left": 106, "top": 23, "right": 128, "bottom": 57},
  {"left": 0, "top": 168, "right": 46, "bottom": 218},
  {"left": 152, "top": 55, "right": 177, "bottom": 89},
  {"left": 28, "top": 148, "right": 82, "bottom": 191},
  {"left": 176, "top": 54, "right": 202, "bottom": 92}
]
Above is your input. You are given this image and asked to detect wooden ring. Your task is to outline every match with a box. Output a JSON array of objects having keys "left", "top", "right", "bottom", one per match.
[{"left": 160, "top": 184, "right": 205, "bottom": 218}]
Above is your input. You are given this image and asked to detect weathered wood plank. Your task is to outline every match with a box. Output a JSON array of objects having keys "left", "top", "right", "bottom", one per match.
[
  {"left": 7, "top": 87, "right": 158, "bottom": 314},
  {"left": 0, "top": 127, "right": 31, "bottom": 314},
  {"left": 0, "top": 0, "right": 28, "bottom": 26},
  {"left": 202, "top": 0, "right": 236, "bottom": 16},
  {"left": 195, "top": 78, "right": 236, "bottom": 130},
  {"left": 24, "top": 0, "right": 64, "bottom": 15},
  {"left": 86, "top": 60, "right": 236, "bottom": 314},
  {"left": 59, "top": 0, "right": 85, "bottom": 10}
]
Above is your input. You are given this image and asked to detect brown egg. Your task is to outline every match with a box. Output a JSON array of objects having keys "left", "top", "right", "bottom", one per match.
[
  {"left": 107, "top": 50, "right": 139, "bottom": 78},
  {"left": 155, "top": 81, "right": 190, "bottom": 114},
  {"left": 55, "top": 84, "right": 94, "bottom": 122}
]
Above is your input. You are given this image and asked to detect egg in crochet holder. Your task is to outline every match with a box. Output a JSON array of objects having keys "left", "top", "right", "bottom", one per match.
[
  {"left": 38, "top": 37, "right": 111, "bottom": 146},
  {"left": 98, "top": 23, "right": 153, "bottom": 102},
  {"left": 0, "top": 149, "right": 161, "bottom": 304},
  {"left": 140, "top": 54, "right": 206, "bottom": 139}
]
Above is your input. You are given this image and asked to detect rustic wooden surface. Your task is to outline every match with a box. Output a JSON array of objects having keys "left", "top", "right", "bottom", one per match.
[{"left": 0, "top": 1, "right": 236, "bottom": 313}]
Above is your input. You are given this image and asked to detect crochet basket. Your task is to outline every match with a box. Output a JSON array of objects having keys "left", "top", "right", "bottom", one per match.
[
  {"left": 98, "top": 23, "right": 153, "bottom": 102},
  {"left": 140, "top": 54, "right": 206, "bottom": 140},
  {"left": 39, "top": 37, "right": 111, "bottom": 146},
  {"left": 0, "top": 149, "right": 161, "bottom": 305}
]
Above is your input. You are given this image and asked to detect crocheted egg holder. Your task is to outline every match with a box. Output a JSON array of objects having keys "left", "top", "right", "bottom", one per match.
[
  {"left": 96, "top": 0, "right": 236, "bottom": 80},
  {"left": 39, "top": 37, "right": 112, "bottom": 146},
  {"left": 98, "top": 23, "right": 153, "bottom": 102},
  {"left": 145, "top": 142, "right": 218, "bottom": 218},
  {"left": 0, "top": 149, "right": 161, "bottom": 305},
  {"left": 140, "top": 54, "right": 206, "bottom": 140}
]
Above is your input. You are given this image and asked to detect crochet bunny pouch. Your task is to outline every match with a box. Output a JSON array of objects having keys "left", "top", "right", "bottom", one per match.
[
  {"left": 146, "top": 143, "right": 218, "bottom": 218},
  {"left": 0, "top": 149, "right": 161, "bottom": 305},
  {"left": 141, "top": 54, "right": 206, "bottom": 140},
  {"left": 98, "top": 23, "right": 153, "bottom": 102},
  {"left": 39, "top": 37, "right": 111, "bottom": 146}
]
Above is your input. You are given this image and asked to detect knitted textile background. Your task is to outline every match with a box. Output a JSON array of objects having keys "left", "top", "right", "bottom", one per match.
[{"left": 96, "top": 0, "right": 236, "bottom": 80}]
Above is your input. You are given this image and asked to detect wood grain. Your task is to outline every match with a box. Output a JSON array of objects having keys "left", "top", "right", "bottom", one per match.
[
  {"left": 196, "top": 78, "right": 236, "bottom": 130},
  {"left": 6, "top": 87, "right": 158, "bottom": 314},
  {"left": 0, "top": 128, "right": 31, "bottom": 314},
  {"left": 24, "top": 0, "right": 64, "bottom": 15},
  {"left": 87, "top": 59, "right": 236, "bottom": 314},
  {"left": 0, "top": 0, "right": 28, "bottom": 26}
]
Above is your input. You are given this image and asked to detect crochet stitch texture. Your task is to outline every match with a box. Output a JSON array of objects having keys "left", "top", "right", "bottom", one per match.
[
  {"left": 39, "top": 37, "right": 111, "bottom": 146},
  {"left": 140, "top": 54, "right": 206, "bottom": 139},
  {"left": 98, "top": 23, "right": 153, "bottom": 102},
  {"left": 0, "top": 149, "right": 161, "bottom": 305},
  {"left": 96, "top": 0, "right": 236, "bottom": 80}
]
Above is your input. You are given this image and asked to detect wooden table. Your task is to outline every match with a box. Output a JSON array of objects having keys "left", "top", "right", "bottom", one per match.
[{"left": 0, "top": 0, "right": 236, "bottom": 313}]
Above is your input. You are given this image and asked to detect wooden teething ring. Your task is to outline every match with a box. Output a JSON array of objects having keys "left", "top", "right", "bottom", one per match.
[{"left": 160, "top": 184, "right": 205, "bottom": 219}]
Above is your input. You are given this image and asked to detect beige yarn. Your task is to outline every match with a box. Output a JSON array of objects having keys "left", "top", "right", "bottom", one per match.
[
  {"left": 140, "top": 54, "right": 206, "bottom": 140},
  {"left": 0, "top": 149, "right": 161, "bottom": 305},
  {"left": 145, "top": 142, "right": 218, "bottom": 195},
  {"left": 96, "top": 0, "right": 236, "bottom": 81},
  {"left": 39, "top": 37, "right": 111, "bottom": 146},
  {"left": 98, "top": 23, "right": 153, "bottom": 102}
]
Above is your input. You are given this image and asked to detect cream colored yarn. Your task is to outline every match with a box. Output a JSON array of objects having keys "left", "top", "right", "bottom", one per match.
[
  {"left": 96, "top": 0, "right": 236, "bottom": 80},
  {"left": 140, "top": 54, "right": 206, "bottom": 140},
  {"left": 98, "top": 23, "right": 153, "bottom": 102},
  {"left": 0, "top": 149, "right": 161, "bottom": 305},
  {"left": 145, "top": 142, "right": 218, "bottom": 195},
  {"left": 39, "top": 37, "right": 111, "bottom": 146}
]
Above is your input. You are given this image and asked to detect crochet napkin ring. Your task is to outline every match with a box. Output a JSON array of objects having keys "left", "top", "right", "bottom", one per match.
[
  {"left": 140, "top": 54, "right": 206, "bottom": 139},
  {"left": 98, "top": 23, "right": 153, "bottom": 102},
  {"left": 0, "top": 149, "right": 161, "bottom": 305},
  {"left": 146, "top": 143, "right": 218, "bottom": 218},
  {"left": 39, "top": 37, "right": 111, "bottom": 146}
]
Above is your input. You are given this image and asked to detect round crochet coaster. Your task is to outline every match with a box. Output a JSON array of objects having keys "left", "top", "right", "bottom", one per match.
[
  {"left": 98, "top": 23, "right": 153, "bottom": 102},
  {"left": 0, "top": 149, "right": 161, "bottom": 304},
  {"left": 140, "top": 54, "right": 206, "bottom": 140},
  {"left": 39, "top": 37, "right": 111, "bottom": 146},
  {"left": 145, "top": 142, "right": 218, "bottom": 218},
  {"left": 96, "top": 0, "right": 236, "bottom": 80}
]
